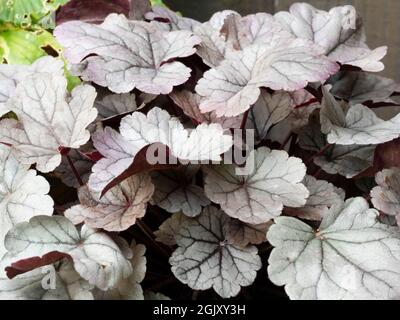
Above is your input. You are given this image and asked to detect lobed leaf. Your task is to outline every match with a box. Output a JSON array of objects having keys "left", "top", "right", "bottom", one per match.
[
  {"left": 285, "top": 176, "right": 345, "bottom": 221},
  {"left": 150, "top": 166, "right": 210, "bottom": 217},
  {"left": 0, "top": 72, "right": 97, "bottom": 173},
  {"left": 54, "top": 14, "right": 201, "bottom": 95},
  {"left": 0, "top": 261, "right": 94, "bottom": 300},
  {"left": 203, "top": 147, "right": 309, "bottom": 224},
  {"left": 268, "top": 198, "right": 400, "bottom": 300},
  {"left": 94, "top": 240, "right": 147, "bottom": 300},
  {"left": 89, "top": 107, "right": 233, "bottom": 195},
  {"left": 321, "top": 88, "right": 400, "bottom": 145},
  {"left": 66, "top": 173, "right": 154, "bottom": 231},
  {"left": 0, "top": 144, "right": 54, "bottom": 259},
  {"left": 170, "top": 206, "right": 262, "bottom": 298},
  {"left": 275, "top": 3, "right": 387, "bottom": 72},
  {"left": 4, "top": 216, "right": 132, "bottom": 290},
  {"left": 196, "top": 40, "right": 338, "bottom": 117},
  {"left": 371, "top": 169, "right": 400, "bottom": 217},
  {"left": 0, "top": 56, "right": 64, "bottom": 117}
]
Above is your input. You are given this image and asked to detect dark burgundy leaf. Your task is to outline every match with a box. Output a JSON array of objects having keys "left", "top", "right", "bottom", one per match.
[
  {"left": 5, "top": 252, "right": 71, "bottom": 279},
  {"left": 374, "top": 138, "right": 400, "bottom": 170},
  {"left": 57, "top": 0, "right": 131, "bottom": 24},
  {"left": 101, "top": 144, "right": 181, "bottom": 197},
  {"left": 351, "top": 138, "right": 400, "bottom": 179}
]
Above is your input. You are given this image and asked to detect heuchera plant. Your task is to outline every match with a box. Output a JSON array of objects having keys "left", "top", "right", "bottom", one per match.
[{"left": 0, "top": 1, "right": 400, "bottom": 300}]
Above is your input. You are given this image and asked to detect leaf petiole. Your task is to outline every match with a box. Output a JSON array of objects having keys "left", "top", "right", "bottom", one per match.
[{"left": 65, "top": 152, "right": 84, "bottom": 187}]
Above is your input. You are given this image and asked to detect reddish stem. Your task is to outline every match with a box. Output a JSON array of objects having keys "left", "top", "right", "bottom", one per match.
[
  {"left": 65, "top": 153, "right": 84, "bottom": 186},
  {"left": 305, "top": 144, "right": 332, "bottom": 166},
  {"left": 240, "top": 110, "right": 250, "bottom": 130},
  {"left": 295, "top": 98, "right": 318, "bottom": 109}
]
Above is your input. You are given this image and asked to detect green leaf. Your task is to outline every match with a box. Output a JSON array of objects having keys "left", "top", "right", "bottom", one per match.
[
  {"left": 0, "top": 0, "right": 70, "bottom": 27},
  {"left": 0, "top": 26, "right": 61, "bottom": 64},
  {"left": 0, "top": 35, "right": 5, "bottom": 61},
  {"left": 64, "top": 65, "right": 81, "bottom": 91},
  {"left": 0, "top": 25, "right": 80, "bottom": 90},
  {"left": 150, "top": 0, "right": 168, "bottom": 9},
  {"left": 150, "top": 0, "right": 181, "bottom": 15},
  {"left": 44, "top": 0, "right": 70, "bottom": 12},
  {"left": 0, "top": 0, "right": 43, "bottom": 26}
]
